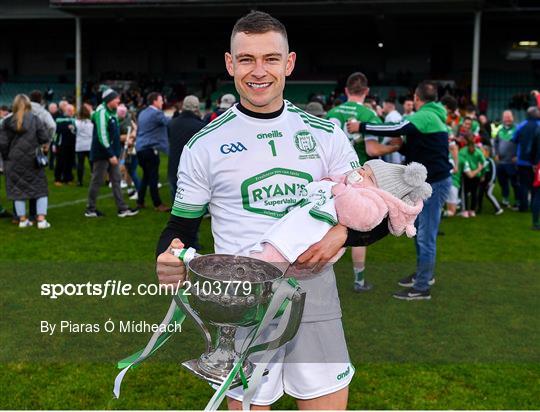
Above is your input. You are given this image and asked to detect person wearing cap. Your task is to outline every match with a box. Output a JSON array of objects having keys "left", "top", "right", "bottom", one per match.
[
  {"left": 305, "top": 101, "right": 326, "bottom": 118},
  {"left": 202, "top": 93, "right": 236, "bottom": 124},
  {"left": 135, "top": 92, "right": 171, "bottom": 212},
  {"left": 347, "top": 80, "right": 452, "bottom": 300},
  {"left": 85, "top": 88, "right": 138, "bottom": 218},
  {"left": 167, "top": 95, "right": 205, "bottom": 203}
]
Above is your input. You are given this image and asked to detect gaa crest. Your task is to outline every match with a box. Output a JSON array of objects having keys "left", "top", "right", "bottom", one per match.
[{"left": 294, "top": 130, "right": 317, "bottom": 154}]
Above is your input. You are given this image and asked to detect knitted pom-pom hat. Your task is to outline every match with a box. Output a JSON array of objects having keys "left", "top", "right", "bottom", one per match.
[{"left": 363, "top": 159, "right": 432, "bottom": 205}]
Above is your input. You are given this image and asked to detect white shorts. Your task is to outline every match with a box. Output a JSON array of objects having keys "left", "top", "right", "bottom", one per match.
[
  {"left": 227, "top": 318, "right": 354, "bottom": 405},
  {"left": 446, "top": 185, "right": 460, "bottom": 205}
]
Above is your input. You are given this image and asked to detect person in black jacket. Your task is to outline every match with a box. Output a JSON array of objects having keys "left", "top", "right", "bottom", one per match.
[
  {"left": 166, "top": 95, "right": 205, "bottom": 203},
  {"left": 347, "top": 80, "right": 452, "bottom": 300},
  {"left": 54, "top": 104, "right": 76, "bottom": 185}
]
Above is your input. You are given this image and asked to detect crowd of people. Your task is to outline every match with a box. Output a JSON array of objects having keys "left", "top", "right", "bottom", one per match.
[
  {"left": 304, "top": 88, "right": 540, "bottom": 224},
  {"left": 0, "top": 87, "right": 239, "bottom": 227},
  {"left": 0, "top": 83, "right": 539, "bottom": 234},
  {"left": 0, "top": 10, "right": 539, "bottom": 409}
]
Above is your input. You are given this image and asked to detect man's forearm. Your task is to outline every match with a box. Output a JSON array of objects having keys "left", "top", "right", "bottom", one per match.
[
  {"left": 156, "top": 215, "right": 202, "bottom": 257},
  {"left": 360, "top": 120, "right": 417, "bottom": 137},
  {"left": 366, "top": 141, "right": 400, "bottom": 157},
  {"left": 344, "top": 217, "right": 389, "bottom": 247}
]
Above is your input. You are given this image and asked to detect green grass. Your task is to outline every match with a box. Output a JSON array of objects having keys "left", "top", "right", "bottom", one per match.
[{"left": 1, "top": 164, "right": 539, "bottom": 410}]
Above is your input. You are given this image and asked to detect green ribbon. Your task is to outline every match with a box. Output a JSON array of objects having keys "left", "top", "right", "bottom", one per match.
[
  {"left": 117, "top": 302, "right": 185, "bottom": 369},
  {"left": 113, "top": 278, "right": 300, "bottom": 411},
  {"left": 113, "top": 291, "right": 188, "bottom": 398}
]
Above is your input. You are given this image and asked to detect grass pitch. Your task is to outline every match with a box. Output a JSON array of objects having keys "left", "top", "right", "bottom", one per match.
[{"left": 0, "top": 163, "right": 539, "bottom": 410}]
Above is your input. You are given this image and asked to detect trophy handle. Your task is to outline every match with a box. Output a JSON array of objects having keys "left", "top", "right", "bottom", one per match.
[
  {"left": 246, "top": 284, "right": 306, "bottom": 356},
  {"left": 173, "top": 294, "right": 214, "bottom": 353},
  {"left": 170, "top": 247, "right": 213, "bottom": 353}
]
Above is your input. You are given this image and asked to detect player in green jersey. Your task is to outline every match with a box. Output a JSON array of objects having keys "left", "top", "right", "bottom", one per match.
[{"left": 326, "top": 72, "right": 401, "bottom": 292}]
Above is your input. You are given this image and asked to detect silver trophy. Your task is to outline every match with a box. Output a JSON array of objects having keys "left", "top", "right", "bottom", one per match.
[{"left": 172, "top": 249, "right": 306, "bottom": 387}]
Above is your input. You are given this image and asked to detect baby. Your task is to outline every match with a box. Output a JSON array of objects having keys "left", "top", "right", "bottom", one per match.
[{"left": 249, "top": 159, "right": 432, "bottom": 276}]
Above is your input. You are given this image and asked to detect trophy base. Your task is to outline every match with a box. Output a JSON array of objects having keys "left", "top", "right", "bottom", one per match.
[{"left": 182, "top": 359, "right": 268, "bottom": 388}]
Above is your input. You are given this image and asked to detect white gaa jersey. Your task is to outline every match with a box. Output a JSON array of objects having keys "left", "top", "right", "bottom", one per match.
[{"left": 174, "top": 100, "right": 359, "bottom": 322}]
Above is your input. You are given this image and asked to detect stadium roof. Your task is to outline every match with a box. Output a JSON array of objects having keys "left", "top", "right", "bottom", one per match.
[
  {"left": 0, "top": 0, "right": 540, "bottom": 19},
  {"left": 2, "top": 0, "right": 538, "bottom": 19}
]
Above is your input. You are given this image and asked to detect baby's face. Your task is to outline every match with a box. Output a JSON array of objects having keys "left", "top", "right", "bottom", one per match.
[{"left": 346, "top": 166, "right": 377, "bottom": 188}]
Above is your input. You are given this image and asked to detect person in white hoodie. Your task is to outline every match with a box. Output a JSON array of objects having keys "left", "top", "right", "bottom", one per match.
[
  {"left": 75, "top": 103, "right": 94, "bottom": 186},
  {"left": 381, "top": 99, "right": 405, "bottom": 164}
]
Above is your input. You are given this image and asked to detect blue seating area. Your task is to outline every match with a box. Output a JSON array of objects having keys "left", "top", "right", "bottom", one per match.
[{"left": 479, "top": 72, "right": 537, "bottom": 121}]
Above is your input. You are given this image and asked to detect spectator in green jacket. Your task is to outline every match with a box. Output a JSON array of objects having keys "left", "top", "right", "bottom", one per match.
[{"left": 85, "top": 89, "right": 138, "bottom": 218}]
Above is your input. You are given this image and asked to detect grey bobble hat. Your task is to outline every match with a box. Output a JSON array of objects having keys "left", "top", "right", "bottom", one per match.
[
  {"left": 363, "top": 159, "right": 432, "bottom": 205},
  {"left": 102, "top": 88, "right": 119, "bottom": 103}
]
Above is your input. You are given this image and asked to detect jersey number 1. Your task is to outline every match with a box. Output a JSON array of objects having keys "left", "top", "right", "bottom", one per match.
[{"left": 268, "top": 140, "right": 277, "bottom": 157}]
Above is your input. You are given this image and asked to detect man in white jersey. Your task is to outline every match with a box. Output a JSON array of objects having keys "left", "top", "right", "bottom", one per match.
[
  {"left": 155, "top": 11, "right": 389, "bottom": 409},
  {"left": 381, "top": 99, "right": 405, "bottom": 164}
]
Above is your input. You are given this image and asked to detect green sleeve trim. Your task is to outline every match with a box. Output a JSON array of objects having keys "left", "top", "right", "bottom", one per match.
[
  {"left": 309, "top": 208, "right": 338, "bottom": 226},
  {"left": 171, "top": 203, "right": 208, "bottom": 218}
]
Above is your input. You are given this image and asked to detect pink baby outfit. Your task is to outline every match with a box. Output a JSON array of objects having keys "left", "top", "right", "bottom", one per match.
[{"left": 250, "top": 161, "right": 432, "bottom": 276}]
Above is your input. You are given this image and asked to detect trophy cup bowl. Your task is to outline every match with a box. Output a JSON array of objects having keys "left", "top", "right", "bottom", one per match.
[{"left": 174, "top": 253, "right": 304, "bottom": 387}]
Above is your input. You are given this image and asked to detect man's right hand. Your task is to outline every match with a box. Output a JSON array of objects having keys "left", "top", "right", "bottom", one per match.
[
  {"left": 346, "top": 120, "right": 361, "bottom": 134},
  {"left": 156, "top": 238, "right": 187, "bottom": 285},
  {"left": 109, "top": 156, "right": 119, "bottom": 166}
]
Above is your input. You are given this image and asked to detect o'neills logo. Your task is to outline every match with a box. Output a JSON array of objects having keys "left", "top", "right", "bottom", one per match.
[
  {"left": 257, "top": 130, "right": 283, "bottom": 139},
  {"left": 337, "top": 366, "right": 351, "bottom": 381}
]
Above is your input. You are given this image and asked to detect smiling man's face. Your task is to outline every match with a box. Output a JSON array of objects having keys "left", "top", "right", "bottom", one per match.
[{"left": 225, "top": 30, "right": 296, "bottom": 113}]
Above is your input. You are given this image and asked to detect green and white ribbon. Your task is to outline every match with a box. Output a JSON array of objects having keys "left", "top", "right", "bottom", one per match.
[
  {"left": 205, "top": 278, "right": 299, "bottom": 411},
  {"left": 113, "top": 292, "right": 188, "bottom": 398},
  {"left": 113, "top": 273, "right": 300, "bottom": 412}
]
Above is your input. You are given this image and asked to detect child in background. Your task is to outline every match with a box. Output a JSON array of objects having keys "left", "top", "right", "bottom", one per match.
[
  {"left": 477, "top": 145, "right": 504, "bottom": 215},
  {"left": 445, "top": 130, "right": 461, "bottom": 217},
  {"left": 459, "top": 136, "right": 485, "bottom": 218}
]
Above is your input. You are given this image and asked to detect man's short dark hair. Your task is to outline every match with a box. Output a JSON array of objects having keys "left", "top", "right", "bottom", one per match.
[
  {"left": 30, "top": 90, "right": 42, "bottom": 103},
  {"left": 415, "top": 81, "right": 438, "bottom": 103},
  {"left": 346, "top": 72, "right": 369, "bottom": 96},
  {"left": 384, "top": 98, "right": 396, "bottom": 105},
  {"left": 0, "top": 105, "right": 9, "bottom": 112},
  {"left": 231, "top": 11, "right": 288, "bottom": 47},
  {"left": 440, "top": 95, "right": 457, "bottom": 111},
  {"left": 147, "top": 92, "right": 161, "bottom": 105}
]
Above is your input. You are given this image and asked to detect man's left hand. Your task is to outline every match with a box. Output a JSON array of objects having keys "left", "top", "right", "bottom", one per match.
[{"left": 294, "top": 224, "right": 347, "bottom": 273}]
